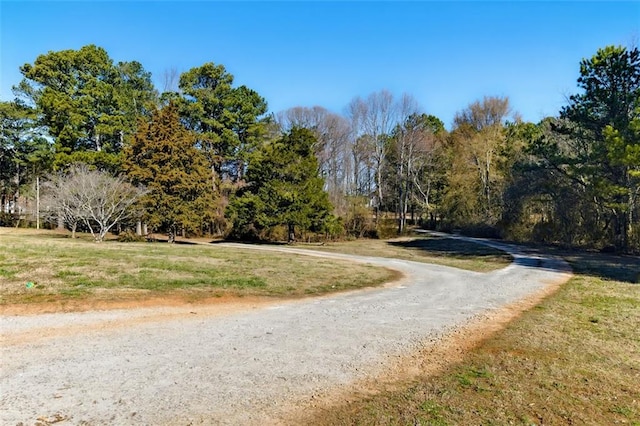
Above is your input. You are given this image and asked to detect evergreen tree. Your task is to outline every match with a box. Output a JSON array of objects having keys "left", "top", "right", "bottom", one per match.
[
  {"left": 227, "top": 128, "right": 335, "bottom": 241},
  {"left": 123, "top": 103, "right": 213, "bottom": 242},
  {"left": 176, "top": 63, "right": 268, "bottom": 185},
  {"left": 0, "top": 100, "right": 52, "bottom": 215},
  {"left": 16, "top": 45, "right": 158, "bottom": 171},
  {"left": 526, "top": 45, "right": 640, "bottom": 250}
]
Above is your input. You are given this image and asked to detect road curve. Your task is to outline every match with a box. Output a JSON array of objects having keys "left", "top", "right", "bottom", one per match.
[{"left": 1, "top": 235, "right": 571, "bottom": 425}]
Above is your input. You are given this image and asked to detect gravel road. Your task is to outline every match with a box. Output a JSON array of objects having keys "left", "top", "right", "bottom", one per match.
[{"left": 1, "top": 235, "right": 571, "bottom": 425}]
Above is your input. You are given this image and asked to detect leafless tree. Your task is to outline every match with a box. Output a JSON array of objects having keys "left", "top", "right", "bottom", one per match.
[
  {"left": 348, "top": 91, "right": 418, "bottom": 221},
  {"left": 41, "top": 164, "right": 147, "bottom": 242},
  {"left": 41, "top": 173, "right": 84, "bottom": 238},
  {"left": 390, "top": 95, "right": 421, "bottom": 232},
  {"left": 161, "top": 67, "right": 180, "bottom": 93},
  {"left": 453, "top": 96, "right": 511, "bottom": 131}
]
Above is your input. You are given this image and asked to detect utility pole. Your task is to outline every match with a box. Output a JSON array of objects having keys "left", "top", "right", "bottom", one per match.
[{"left": 36, "top": 176, "right": 40, "bottom": 229}]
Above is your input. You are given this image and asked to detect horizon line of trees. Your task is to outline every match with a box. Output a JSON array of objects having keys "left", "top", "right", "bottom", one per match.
[{"left": 1, "top": 44, "right": 638, "bottom": 252}]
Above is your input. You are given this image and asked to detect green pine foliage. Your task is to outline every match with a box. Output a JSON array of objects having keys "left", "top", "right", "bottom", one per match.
[
  {"left": 176, "top": 63, "right": 268, "bottom": 183},
  {"left": 16, "top": 45, "right": 158, "bottom": 171},
  {"left": 227, "top": 128, "right": 336, "bottom": 241},
  {"left": 517, "top": 45, "right": 640, "bottom": 251}
]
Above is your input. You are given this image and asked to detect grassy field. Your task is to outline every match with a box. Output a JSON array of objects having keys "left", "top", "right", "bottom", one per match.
[
  {"left": 297, "top": 235, "right": 513, "bottom": 272},
  {"left": 304, "top": 250, "right": 640, "bottom": 425},
  {"left": 0, "top": 228, "right": 514, "bottom": 309},
  {"left": 0, "top": 228, "right": 399, "bottom": 307}
]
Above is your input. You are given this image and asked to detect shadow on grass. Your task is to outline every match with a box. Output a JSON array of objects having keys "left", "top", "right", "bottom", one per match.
[
  {"left": 516, "top": 243, "right": 639, "bottom": 284},
  {"left": 209, "top": 240, "right": 289, "bottom": 246},
  {"left": 393, "top": 235, "right": 639, "bottom": 283},
  {"left": 559, "top": 251, "right": 639, "bottom": 284},
  {"left": 388, "top": 237, "right": 510, "bottom": 259}
]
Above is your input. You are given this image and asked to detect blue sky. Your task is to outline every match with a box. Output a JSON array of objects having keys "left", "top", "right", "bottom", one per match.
[{"left": 1, "top": 1, "right": 638, "bottom": 128}]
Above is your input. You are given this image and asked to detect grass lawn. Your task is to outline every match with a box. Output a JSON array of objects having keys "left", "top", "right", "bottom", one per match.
[
  {"left": 0, "top": 228, "right": 513, "bottom": 310},
  {"left": 0, "top": 228, "right": 399, "bottom": 307},
  {"left": 297, "top": 235, "right": 513, "bottom": 272},
  {"left": 304, "top": 250, "right": 640, "bottom": 425}
]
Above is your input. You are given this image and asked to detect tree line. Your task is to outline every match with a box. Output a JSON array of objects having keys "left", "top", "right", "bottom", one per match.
[{"left": 1, "top": 44, "right": 638, "bottom": 252}]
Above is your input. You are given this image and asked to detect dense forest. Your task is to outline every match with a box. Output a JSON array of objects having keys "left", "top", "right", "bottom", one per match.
[{"left": 1, "top": 44, "right": 638, "bottom": 252}]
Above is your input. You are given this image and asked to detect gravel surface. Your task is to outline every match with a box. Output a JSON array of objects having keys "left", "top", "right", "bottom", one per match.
[{"left": 1, "top": 235, "right": 571, "bottom": 425}]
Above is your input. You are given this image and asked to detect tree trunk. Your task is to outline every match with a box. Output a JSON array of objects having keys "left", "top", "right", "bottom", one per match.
[
  {"left": 288, "top": 223, "right": 295, "bottom": 243},
  {"left": 211, "top": 165, "right": 218, "bottom": 193}
]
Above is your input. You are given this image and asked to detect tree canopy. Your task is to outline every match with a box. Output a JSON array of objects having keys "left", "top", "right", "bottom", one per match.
[
  {"left": 227, "top": 127, "right": 335, "bottom": 241},
  {"left": 123, "top": 102, "right": 214, "bottom": 242},
  {"left": 15, "top": 45, "right": 158, "bottom": 171},
  {"left": 523, "top": 45, "right": 640, "bottom": 250},
  {"left": 2, "top": 43, "right": 638, "bottom": 252},
  {"left": 176, "top": 63, "right": 268, "bottom": 184}
]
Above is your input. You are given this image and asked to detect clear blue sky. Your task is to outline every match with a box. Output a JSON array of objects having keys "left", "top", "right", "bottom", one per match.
[{"left": 1, "top": 1, "right": 638, "bottom": 128}]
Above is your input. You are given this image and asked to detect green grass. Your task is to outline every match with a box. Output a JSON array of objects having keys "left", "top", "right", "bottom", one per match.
[
  {"left": 0, "top": 228, "right": 399, "bottom": 306},
  {"left": 0, "top": 229, "right": 516, "bottom": 308},
  {"left": 301, "top": 250, "right": 640, "bottom": 425},
  {"left": 0, "top": 267, "right": 16, "bottom": 278},
  {"left": 297, "top": 235, "right": 513, "bottom": 272}
]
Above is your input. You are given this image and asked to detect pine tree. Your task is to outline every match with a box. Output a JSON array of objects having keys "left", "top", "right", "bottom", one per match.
[{"left": 227, "top": 128, "right": 335, "bottom": 242}]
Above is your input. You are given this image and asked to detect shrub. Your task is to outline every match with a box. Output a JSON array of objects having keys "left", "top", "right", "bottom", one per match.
[
  {"left": 117, "top": 230, "right": 146, "bottom": 243},
  {"left": 0, "top": 212, "right": 18, "bottom": 227}
]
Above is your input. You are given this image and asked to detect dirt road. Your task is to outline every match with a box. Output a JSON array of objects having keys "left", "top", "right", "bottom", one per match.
[{"left": 1, "top": 236, "right": 571, "bottom": 425}]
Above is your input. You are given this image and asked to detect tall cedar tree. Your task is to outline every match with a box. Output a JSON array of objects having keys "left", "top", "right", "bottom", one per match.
[
  {"left": 123, "top": 103, "right": 213, "bottom": 241},
  {"left": 227, "top": 128, "right": 334, "bottom": 242}
]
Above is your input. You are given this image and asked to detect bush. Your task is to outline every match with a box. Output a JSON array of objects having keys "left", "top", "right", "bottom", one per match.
[
  {"left": 0, "top": 212, "right": 18, "bottom": 227},
  {"left": 117, "top": 230, "right": 146, "bottom": 243},
  {"left": 344, "top": 202, "right": 376, "bottom": 238},
  {"left": 376, "top": 218, "right": 399, "bottom": 239}
]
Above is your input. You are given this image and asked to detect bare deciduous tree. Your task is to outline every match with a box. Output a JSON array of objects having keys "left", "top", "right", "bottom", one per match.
[
  {"left": 161, "top": 66, "right": 180, "bottom": 93},
  {"left": 348, "top": 91, "right": 418, "bottom": 222},
  {"left": 41, "top": 173, "right": 84, "bottom": 238},
  {"left": 390, "top": 96, "right": 421, "bottom": 232},
  {"left": 41, "top": 165, "right": 146, "bottom": 242}
]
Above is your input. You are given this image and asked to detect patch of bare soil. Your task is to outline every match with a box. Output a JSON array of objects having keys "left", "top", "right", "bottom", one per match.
[
  {"left": 0, "top": 294, "right": 282, "bottom": 347},
  {"left": 0, "top": 293, "right": 274, "bottom": 316}
]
